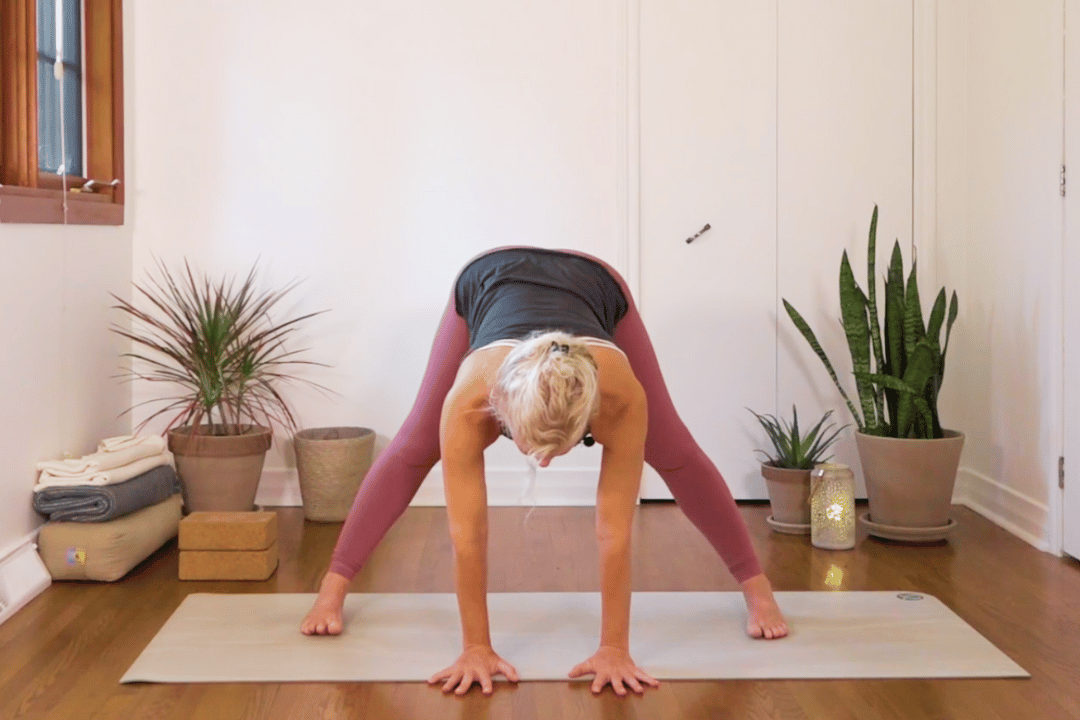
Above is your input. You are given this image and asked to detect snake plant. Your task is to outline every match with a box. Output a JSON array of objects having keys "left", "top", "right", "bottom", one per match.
[{"left": 783, "top": 205, "right": 959, "bottom": 439}]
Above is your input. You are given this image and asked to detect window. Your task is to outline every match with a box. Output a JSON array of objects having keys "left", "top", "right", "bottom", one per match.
[{"left": 0, "top": 0, "right": 124, "bottom": 225}]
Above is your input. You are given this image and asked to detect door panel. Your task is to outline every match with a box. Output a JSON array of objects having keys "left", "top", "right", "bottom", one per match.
[{"left": 639, "top": 0, "right": 777, "bottom": 499}]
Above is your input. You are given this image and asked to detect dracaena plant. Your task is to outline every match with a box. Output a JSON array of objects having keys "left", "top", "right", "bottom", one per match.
[
  {"left": 111, "top": 259, "right": 328, "bottom": 437},
  {"left": 783, "top": 205, "right": 959, "bottom": 439},
  {"left": 748, "top": 406, "right": 846, "bottom": 470}
]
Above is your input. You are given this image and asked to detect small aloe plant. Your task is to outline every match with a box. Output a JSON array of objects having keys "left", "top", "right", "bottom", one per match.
[
  {"left": 783, "top": 205, "right": 959, "bottom": 439},
  {"left": 748, "top": 406, "right": 847, "bottom": 470}
]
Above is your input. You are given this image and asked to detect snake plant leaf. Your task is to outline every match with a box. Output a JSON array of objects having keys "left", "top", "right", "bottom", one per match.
[
  {"left": 942, "top": 290, "right": 959, "bottom": 380},
  {"left": 904, "top": 258, "right": 926, "bottom": 361},
  {"left": 840, "top": 252, "right": 878, "bottom": 430},
  {"left": 912, "top": 396, "right": 935, "bottom": 439},
  {"left": 926, "top": 288, "right": 947, "bottom": 345},
  {"left": 791, "top": 404, "right": 800, "bottom": 460},
  {"left": 865, "top": 205, "right": 887, "bottom": 385},
  {"left": 783, "top": 299, "right": 865, "bottom": 429},
  {"left": 883, "top": 279, "right": 905, "bottom": 434},
  {"left": 896, "top": 339, "right": 938, "bottom": 438},
  {"left": 852, "top": 371, "right": 923, "bottom": 396}
]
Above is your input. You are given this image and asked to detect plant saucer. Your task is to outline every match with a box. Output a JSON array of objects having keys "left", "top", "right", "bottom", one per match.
[
  {"left": 766, "top": 516, "right": 811, "bottom": 535},
  {"left": 858, "top": 511, "right": 957, "bottom": 542}
]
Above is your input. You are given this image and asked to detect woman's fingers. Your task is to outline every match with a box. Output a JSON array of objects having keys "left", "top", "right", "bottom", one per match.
[
  {"left": 568, "top": 661, "right": 593, "bottom": 678},
  {"left": 428, "top": 666, "right": 452, "bottom": 685},
  {"left": 441, "top": 669, "right": 462, "bottom": 693},
  {"left": 452, "top": 670, "right": 470, "bottom": 695},
  {"left": 635, "top": 667, "right": 660, "bottom": 687},
  {"left": 497, "top": 660, "right": 520, "bottom": 683}
]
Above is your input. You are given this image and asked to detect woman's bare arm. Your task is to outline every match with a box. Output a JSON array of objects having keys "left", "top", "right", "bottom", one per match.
[
  {"left": 593, "top": 373, "right": 647, "bottom": 650},
  {"left": 440, "top": 381, "right": 497, "bottom": 648},
  {"left": 567, "top": 352, "right": 657, "bottom": 694}
]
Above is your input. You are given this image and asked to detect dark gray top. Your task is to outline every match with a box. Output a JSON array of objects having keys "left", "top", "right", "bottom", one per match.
[{"left": 454, "top": 248, "right": 629, "bottom": 350}]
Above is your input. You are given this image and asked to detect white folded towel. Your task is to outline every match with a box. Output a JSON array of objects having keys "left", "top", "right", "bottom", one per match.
[
  {"left": 34, "top": 451, "right": 174, "bottom": 490},
  {"left": 36, "top": 435, "right": 169, "bottom": 476},
  {"left": 98, "top": 435, "right": 167, "bottom": 454}
]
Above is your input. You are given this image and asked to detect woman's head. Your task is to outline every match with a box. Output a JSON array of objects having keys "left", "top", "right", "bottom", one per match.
[{"left": 489, "top": 330, "right": 600, "bottom": 465}]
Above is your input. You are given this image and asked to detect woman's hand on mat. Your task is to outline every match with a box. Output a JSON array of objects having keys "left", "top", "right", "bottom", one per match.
[
  {"left": 429, "top": 644, "right": 520, "bottom": 696},
  {"left": 568, "top": 645, "right": 659, "bottom": 696}
]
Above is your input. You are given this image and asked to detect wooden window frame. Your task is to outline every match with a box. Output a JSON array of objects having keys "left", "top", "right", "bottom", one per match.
[{"left": 0, "top": 0, "right": 124, "bottom": 225}]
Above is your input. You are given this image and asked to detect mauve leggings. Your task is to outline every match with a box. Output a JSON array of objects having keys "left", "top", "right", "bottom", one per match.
[{"left": 328, "top": 249, "right": 763, "bottom": 584}]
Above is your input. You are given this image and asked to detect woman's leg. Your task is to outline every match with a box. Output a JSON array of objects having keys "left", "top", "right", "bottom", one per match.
[
  {"left": 326, "top": 289, "right": 473, "bottom": 579},
  {"left": 611, "top": 305, "right": 763, "bottom": 583},
  {"left": 303, "top": 287, "right": 473, "bottom": 635}
]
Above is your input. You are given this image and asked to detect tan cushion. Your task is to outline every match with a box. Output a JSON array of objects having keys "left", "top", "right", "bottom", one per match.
[
  {"left": 178, "top": 543, "right": 278, "bottom": 581},
  {"left": 37, "top": 495, "right": 183, "bottom": 582},
  {"left": 178, "top": 511, "right": 277, "bottom": 551}
]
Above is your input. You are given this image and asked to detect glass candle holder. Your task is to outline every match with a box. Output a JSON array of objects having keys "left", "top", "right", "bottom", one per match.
[{"left": 810, "top": 463, "right": 856, "bottom": 550}]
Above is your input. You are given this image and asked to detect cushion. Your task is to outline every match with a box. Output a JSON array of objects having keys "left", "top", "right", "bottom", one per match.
[{"left": 37, "top": 494, "right": 183, "bottom": 581}]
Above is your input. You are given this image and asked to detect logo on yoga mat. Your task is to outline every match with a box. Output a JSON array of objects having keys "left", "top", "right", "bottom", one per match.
[
  {"left": 66, "top": 547, "right": 86, "bottom": 566},
  {"left": 896, "top": 592, "right": 923, "bottom": 601}
]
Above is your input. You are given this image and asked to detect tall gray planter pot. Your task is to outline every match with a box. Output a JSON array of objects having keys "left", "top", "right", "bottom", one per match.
[{"left": 294, "top": 427, "right": 375, "bottom": 522}]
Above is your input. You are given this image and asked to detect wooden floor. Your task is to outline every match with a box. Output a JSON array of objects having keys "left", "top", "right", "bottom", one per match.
[{"left": 1, "top": 502, "right": 1078, "bottom": 720}]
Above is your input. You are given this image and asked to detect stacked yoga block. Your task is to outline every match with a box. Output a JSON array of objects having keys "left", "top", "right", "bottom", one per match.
[{"left": 178, "top": 511, "right": 278, "bottom": 581}]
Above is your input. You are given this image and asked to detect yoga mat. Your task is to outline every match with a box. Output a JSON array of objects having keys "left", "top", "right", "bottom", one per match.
[{"left": 121, "top": 592, "right": 1028, "bottom": 683}]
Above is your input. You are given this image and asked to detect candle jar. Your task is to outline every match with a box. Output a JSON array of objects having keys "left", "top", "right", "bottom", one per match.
[{"left": 810, "top": 463, "right": 856, "bottom": 550}]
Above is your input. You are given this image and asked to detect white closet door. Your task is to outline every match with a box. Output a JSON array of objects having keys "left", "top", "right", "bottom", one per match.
[
  {"left": 776, "top": 1, "right": 913, "bottom": 495},
  {"left": 639, "top": 1, "right": 777, "bottom": 499}
]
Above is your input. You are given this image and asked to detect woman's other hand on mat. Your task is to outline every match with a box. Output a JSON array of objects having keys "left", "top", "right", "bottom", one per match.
[
  {"left": 429, "top": 644, "right": 520, "bottom": 696},
  {"left": 299, "top": 572, "right": 349, "bottom": 636},
  {"left": 568, "top": 645, "right": 660, "bottom": 696}
]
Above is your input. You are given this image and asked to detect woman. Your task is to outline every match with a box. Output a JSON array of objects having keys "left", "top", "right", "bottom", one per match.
[{"left": 301, "top": 246, "right": 789, "bottom": 696}]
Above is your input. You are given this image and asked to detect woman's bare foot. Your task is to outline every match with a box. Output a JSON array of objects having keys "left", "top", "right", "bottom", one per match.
[
  {"left": 740, "top": 573, "right": 789, "bottom": 640},
  {"left": 300, "top": 571, "right": 350, "bottom": 636}
]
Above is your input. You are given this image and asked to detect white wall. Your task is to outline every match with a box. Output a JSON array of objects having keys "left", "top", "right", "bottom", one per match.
[
  {"left": 129, "top": 0, "right": 627, "bottom": 505},
  {"left": 0, "top": 226, "right": 132, "bottom": 560},
  {"left": 937, "top": 0, "right": 1064, "bottom": 552}
]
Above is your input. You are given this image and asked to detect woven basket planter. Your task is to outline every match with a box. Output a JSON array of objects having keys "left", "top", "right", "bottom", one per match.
[{"left": 294, "top": 427, "right": 375, "bottom": 522}]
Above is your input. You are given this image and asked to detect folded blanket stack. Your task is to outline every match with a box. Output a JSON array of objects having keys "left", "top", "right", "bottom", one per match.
[{"left": 34, "top": 435, "right": 180, "bottom": 523}]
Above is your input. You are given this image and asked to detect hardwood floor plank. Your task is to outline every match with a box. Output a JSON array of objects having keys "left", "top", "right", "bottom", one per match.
[{"left": 0, "top": 503, "right": 1076, "bottom": 719}]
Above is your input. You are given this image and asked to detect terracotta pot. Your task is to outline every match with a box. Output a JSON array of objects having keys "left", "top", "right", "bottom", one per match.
[
  {"left": 168, "top": 426, "right": 272, "bottom": 512},
  {"left": 294, "top": 427, "right": 375, "bottom": 522},
  {"left": 855, "top": 430, "right": 965, "bottom": 529},
  {"left": 760, "top": 463, "right": 812, "bottom": 525}
]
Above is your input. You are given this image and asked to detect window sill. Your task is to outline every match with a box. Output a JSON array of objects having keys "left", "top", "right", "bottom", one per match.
[{"left": 0, "top": 186, "right": 123, "bottom": 226}]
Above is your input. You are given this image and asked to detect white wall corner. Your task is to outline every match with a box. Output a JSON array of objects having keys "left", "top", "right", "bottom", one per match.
[
  {"left": 953, "top": 467, "right": 1052, "bottom": 552},
  {"left": 255, "top": 468, "right": 304, "bottom": 508},
  {"left": 0, "top": 535, "right": 52, "bottom": 627}
]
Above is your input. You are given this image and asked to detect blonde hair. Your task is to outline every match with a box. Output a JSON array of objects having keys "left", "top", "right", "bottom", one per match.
[{"left": 489, "top": 330, "right": 600, "bottom": 463}]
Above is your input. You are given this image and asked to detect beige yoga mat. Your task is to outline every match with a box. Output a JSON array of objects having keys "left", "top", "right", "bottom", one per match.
[{"left": 121, "top": 592, "right": 1028, "bottom": 683}]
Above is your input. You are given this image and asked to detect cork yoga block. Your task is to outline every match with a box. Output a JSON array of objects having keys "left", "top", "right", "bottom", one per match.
[
  {"left": 179, "top": 543, "right": 279, "bottom": 581},
  {"left": 179, "top": 511, "right": 277, "bottom": 551}
]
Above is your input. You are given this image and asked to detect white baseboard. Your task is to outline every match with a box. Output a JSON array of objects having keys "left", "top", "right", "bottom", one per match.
[
  {"left": 255, "top": 466, "right": 600, "bottom": 508},
  {"left": 952, "top": 467, "right": 1051, "bottom": 552},
  {"left": 0, "top": 534, "right": 52, "bottom": 627},
  {"left": 255, "top": 468, "right": 304, "bottom": 507}
]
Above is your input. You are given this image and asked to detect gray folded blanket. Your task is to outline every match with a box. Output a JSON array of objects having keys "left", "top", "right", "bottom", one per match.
[{"left": 33, "top": 464, "right": 180, "bottom": 522}]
